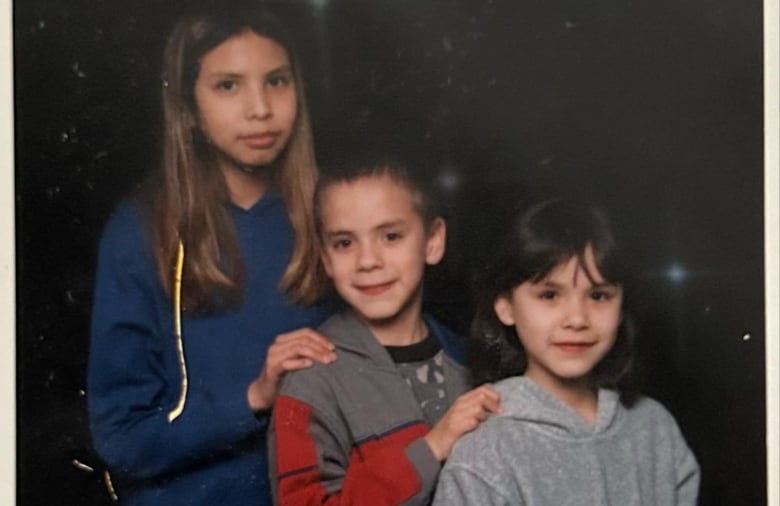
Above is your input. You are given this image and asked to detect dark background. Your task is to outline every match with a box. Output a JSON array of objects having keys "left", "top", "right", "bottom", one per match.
[{"left": 15, "top": 0, "right": 765, "bottom": 504}]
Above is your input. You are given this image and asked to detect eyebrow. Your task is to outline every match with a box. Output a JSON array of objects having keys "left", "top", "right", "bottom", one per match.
[
  {"left": 202, "top": 64, "right": 293, "bottom": 79},
  {"left": 324, "top": 219, "right": 408, "bottom": 238},
  {"left": 324, "top": 230, "right": 354, "bottom": 239},
  {"left": 375, "top": 219, "right": 407, "bottom": 230},
  {"left": 265, "top": 65, "right": 293, "bottom": 75},
  {"left": 536, "top": 279, "right": 618, "bottom": 289},
  {"left": 203, "top": 72, "right": 242, "bottom": 80}
]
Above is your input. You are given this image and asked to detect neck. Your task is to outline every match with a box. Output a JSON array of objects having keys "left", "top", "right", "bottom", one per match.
[
  {"left": 221, "top": 162, "right": 270, "bottom": 210},
  {"left": 364, "top": 301, "right": 427, "bottom": 347},
  {"left": 528, "top": 373, "right": 599, "bottom": 425}
]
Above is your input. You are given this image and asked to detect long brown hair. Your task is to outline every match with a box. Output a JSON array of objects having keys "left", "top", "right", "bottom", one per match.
[{"left": 152, "top": 5, "right": 322, "bottom": 310}]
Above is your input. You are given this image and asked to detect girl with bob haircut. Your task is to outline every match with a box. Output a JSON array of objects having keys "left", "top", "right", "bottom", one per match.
[
  {"left": 434, "top": 199, "right": 700, "bottom": 505},
  {"left": 87, "top": 5, "right": 335, "bottom": 505}
]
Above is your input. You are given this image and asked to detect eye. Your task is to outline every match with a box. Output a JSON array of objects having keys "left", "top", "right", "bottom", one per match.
[
  {"left": 266, "top": 74, "right": 292, "bottom": 88},
  {"left": 216, "top": 79, "right": 237, "bottom": 91},
  {"left": 590, "top": 288, "right": 615, "bottom": 301},
  {"left": 331, "top": 238, "right": 352, "bottom": 250},
  {"left": 538, "top": 289, "right": 558, "bottom": 300},
  {"left": 384, "top": 231, "right": 402, "bottom": 242}
]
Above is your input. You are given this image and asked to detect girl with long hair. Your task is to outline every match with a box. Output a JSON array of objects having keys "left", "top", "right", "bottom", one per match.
[{"left": 87, "top": 5, "right": 334, "bottom": 505}]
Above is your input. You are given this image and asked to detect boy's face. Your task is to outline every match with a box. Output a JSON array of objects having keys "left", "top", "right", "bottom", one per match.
[{"left": 319, "top": 174, "right": 445, "bottom": 328}]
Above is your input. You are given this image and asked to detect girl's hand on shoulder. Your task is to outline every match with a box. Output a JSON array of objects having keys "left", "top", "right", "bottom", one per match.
[
  {"left": 424, "top": 385, "right": 501, "bottom": 461},
  {"left": 247, "top": 327, "right": 336, "bottom": 412}
]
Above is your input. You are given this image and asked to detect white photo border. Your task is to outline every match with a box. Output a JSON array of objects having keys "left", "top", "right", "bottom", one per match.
[
  {"left": 764, "top": 0, "right": 779, "bottom": 505},
  {"left": 2, "top": 0, "right": 16, "bottom": 503},
  {"left": 1, "top": 1, "right": 777, "bottom": 504}
]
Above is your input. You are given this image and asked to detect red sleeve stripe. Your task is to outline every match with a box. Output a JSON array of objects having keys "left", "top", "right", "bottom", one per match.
[{"left": 274, "top": 395, "right": 319, "bottom": 476}]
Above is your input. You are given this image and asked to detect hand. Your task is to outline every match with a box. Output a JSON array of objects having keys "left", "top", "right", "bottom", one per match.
[
  {"left": 424, "top": 385, "right": 501, "bottom": 461},
  {"left": 247, "top": 327, "right": 336, "bottom": 411}
]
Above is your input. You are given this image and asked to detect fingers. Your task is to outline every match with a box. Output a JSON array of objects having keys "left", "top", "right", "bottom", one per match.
[
  {"left": 246, "top": 329, "right": 337, "bottom": 412},
  {"left": 472, "top": 385, "right": 502, "bottom": 415},
  {"left": 425, "top": 386, "right": 504, "bottom": 460},
  {"left": 275, "top": 327, "right": 335, "bottom": 351},
  {"left": 278, "top": 357, "right": 314, "bottom": 371},
  {"left": 447, "top": 386, "right": 503, "bottom": 432},
  {"left": 267, "top": 328, "right": 337, "bottom": 375}
]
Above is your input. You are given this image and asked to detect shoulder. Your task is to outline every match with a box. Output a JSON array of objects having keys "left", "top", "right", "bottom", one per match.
[
  {"left": 278, "top": 355, "right": 339, "bottom": 401},
  {"left": 317, "top": 311, "right": 353, "bottom": 339},
  {"left": 279, "top": 313, "right": 346, "bottom": 402},
  {"left": 276, "top": 360, "right": 346, "bottom": 423},
  {"left": 622, "top": 395, "right": 688, "bottom": 440},
  {"left": 97, "top": 199, "right": 153, "bottom": 268},
  {"left": 620, "top": 395, "right": 698, "bottom": 472},
  {"left": 627, "top": 396, "right": 678, "bottom": 422},
  {"left": 490, "top": 376, "right": 541, "bottom": 406},
  {"left": 448, "top": 409, "right": 524, "bottom": 470},
  {"left": 100, "top": 200, "right": 148, "bottom": 249},
  {"left": 317, "top": 311, "right": 377, "bottom": 351}
]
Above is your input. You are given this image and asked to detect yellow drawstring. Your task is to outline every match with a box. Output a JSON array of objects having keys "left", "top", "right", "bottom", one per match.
[
  {"left": 167, "top": 240, "right": 188, "bottom": 422},
  {"left": 103, "top": 469, "right": 118, "bottom": 501},
  {"left": 102, "top": 242, "right": 187, "bottom": 501}
]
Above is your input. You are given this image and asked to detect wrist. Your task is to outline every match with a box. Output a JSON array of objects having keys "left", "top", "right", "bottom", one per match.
[
  {"left": 423, "top": 433, "right": 447, "bottom": 462},
  {"left": 247, "top": 378, "right": 272, "bottom": 412}
]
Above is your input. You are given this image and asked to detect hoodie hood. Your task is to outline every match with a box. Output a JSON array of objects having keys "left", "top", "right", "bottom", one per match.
[
  {"left": 491, "top": 376, "right": 622, "bottom": 439},
  {"left": 319, "top": 310, "right": 466, "bottom": 366}
]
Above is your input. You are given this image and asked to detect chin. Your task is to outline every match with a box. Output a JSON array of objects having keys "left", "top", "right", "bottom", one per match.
[
  {"left": 557, "top": 370, "right": 595, "bottom": 383},
  {"left": 354, "top": 308, "right": 401, "bottom": 325},
  {"left": 347, "top": 300, "right": 401, "bottom": 323},
  {"left": 238, "top": 148, "right": 283, "bottom": 167}
]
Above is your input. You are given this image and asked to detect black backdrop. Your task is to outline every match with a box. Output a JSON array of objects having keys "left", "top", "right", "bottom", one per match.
[{"left": 15, "top": 0, "right": 765, "bottom": 504}]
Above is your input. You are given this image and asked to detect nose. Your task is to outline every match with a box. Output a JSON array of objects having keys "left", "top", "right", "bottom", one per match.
[
  {"left": 245, "top": 85, "right": 271, "bottom": 120},
  {"left": 562, "top": 296, "right": 590, "bottom": 330},
  {"left": 356, "top": 241, "right": 382, "bottom": 271}
]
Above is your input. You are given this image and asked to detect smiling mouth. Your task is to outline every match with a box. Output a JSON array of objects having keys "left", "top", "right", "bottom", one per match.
[
  {"left": 355, "top": 281, "right": 395, "bottom": 296},
  {"left": 554, "top": 342, "right": 595, "bottom": 353}
]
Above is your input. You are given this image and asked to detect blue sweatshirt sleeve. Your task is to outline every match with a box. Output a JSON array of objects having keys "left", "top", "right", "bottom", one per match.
[{"left": 87, "top": 203, "right": 264, "bottom": 480}]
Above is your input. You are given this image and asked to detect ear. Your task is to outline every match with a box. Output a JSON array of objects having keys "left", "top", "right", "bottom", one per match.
[
  {"left": 493, "top": 295, "right": 516, "bottom": 326},
  {"left": 424, "top": 217, "right": 446, "bottom": 266}
]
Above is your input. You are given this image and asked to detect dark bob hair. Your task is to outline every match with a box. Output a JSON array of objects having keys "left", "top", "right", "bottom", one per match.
[{"left": 468, "top": 199, "right": 638, "bottom": 405}]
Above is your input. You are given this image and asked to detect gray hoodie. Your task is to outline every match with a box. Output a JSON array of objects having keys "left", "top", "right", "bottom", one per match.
[{"left": 433, "top": 377, "right": 699, "bottom": 506}]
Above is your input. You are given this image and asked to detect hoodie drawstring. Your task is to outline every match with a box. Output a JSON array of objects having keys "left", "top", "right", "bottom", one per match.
[{"left": 167, "top": 240, "right": 188, "bottom": 422}]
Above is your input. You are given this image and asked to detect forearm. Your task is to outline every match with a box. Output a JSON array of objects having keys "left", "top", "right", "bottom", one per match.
[
  {"left": 272, "top": 395, "right": 436, "bottom": 506},
  {"left": 89, "top": 355, "right": 263, "bottom": 479}
]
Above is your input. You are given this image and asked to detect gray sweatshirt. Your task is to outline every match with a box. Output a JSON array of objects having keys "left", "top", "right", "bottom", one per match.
[{"left": 433, "top": 377, "right": 699, "bottom": 506}]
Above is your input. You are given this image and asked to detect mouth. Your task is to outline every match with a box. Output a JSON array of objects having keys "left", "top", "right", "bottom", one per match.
[
  {"left": 355, "top": 281, "right": 395, "bottom": 296},
  {"left": 553, "top": 342, "right": 596, "bottom": 353},
  {"left": 239, "top": 132, "right": 279, "bottom": 149}
]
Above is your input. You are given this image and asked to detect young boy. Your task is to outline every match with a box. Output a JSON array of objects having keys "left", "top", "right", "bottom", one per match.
[{"left": 269, "top": 156, "right": 501, "bottom": 505}]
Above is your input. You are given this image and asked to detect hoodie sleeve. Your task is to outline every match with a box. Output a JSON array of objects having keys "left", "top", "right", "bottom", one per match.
[
  {"left": 87, "top": 205, "right": 263, "bottom": 480},
  {"left": 674, "top": 427, "right": 701, "bottom": 505},
  {"left": 270, "top": 370, "right": 439, "bottom": 506},
  {"left": 433, "top": 463, "right": 517, "bottom": 506}
]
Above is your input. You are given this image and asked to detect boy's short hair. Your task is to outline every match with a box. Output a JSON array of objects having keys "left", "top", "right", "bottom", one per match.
[{"left": 314, "top": 152, "right": 442, "bottom": 235}]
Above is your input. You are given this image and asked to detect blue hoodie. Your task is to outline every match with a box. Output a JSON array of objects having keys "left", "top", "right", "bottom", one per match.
[{"left": 88, "top": 191, "right": 327, "bottom": 505}]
